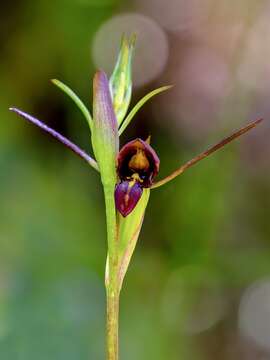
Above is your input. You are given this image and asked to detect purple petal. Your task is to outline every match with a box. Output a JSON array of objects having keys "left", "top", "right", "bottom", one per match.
[
  {"left": 115, "top": 180, "right": 143, "bottom": 217},
  {"left": 9, "top": 107, "right": 99, "bottom": 171}
]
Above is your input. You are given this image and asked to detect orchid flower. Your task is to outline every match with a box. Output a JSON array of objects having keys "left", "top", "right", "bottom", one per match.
[{"left": 9, "top": 35, "right": 263, "bottom": 360}]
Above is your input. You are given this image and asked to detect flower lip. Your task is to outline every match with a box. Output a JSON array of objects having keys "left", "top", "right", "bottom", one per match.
[
  {"left": 115, "top": 180, "right": 143, "bottom": 217},
  {"left": 117, "top": 138, "right": 160, "bottom": 187}
]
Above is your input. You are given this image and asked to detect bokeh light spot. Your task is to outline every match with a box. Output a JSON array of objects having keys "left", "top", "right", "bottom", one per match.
[
  {"left": 92, "top": 13, "right": 169, "bottom": 87},
  {"left": 239, "top": 278, "right": 270, "bottom": 350},
  {"left": 155, "top": 46, "right": 231, "bottom": 140},
  {"left": 237, "top": 7, "right": 270, "bottom": 93},
  {"left": 161, "top": 266, "right": 228, "bottom": 335},
  {"left": 134, "top": 0, "right": 210, "bottom": 33}
]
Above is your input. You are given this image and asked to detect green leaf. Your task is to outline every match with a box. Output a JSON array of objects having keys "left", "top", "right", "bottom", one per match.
[
  {"left": 51, "top": 79, "right": 93, "bottom": 130},
  {"left": 117, "top": 188, "right": 150, "bottom": 289},
  {"left": 118, "top": 85, "right": 172, "bottom": 135}
]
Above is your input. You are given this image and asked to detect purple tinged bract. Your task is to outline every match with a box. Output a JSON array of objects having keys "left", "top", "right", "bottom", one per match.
[
  {"left": 93, "top": 70, "right": 119, "bottom": 151},
  {"left": 92, "top": 70, "right": 119, "bottom": 185}
]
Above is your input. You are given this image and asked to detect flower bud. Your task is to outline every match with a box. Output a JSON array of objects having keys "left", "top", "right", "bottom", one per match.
[{"left": 109, "top": 34, "right": 136, "bottom": 125}]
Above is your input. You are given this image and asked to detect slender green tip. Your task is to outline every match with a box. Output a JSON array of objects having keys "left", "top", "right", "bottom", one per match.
[
  {"left": 51, "top": 77, "right": 93, "bottom": 130},
  {"left": 118, "top": 84, "right": 173, "bottom": 136},
  {"left": 109, "top": 34, "right": 136, "bottom": 126}
]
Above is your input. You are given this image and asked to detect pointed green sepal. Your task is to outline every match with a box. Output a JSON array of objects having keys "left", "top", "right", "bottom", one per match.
[
  {"left": 51, "top": 79, "right": 93, "bottom": 130},
  {"left": 109, "top": 34, "right": 136, "bottom": 126},
  {"left": 119, "top": 85, "right": 172, "bottom": 136},
  {"left": 92, "top": 70, "right": 119, "bottom": 187},
  {"left": 116, "top": 188, "right": 150, "bottom": 289}
]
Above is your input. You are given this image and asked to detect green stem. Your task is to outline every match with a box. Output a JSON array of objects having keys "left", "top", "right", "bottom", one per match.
[
  {"left": 103, "top": 184, "right": 120, "bottom": 360},
  {"left": 106, "top": 288, "right": 120, "bottom": 360}
]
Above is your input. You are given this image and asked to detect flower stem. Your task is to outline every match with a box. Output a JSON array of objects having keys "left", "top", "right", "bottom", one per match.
[
  {"left": 106, "top": 288, "right": 120, "bottom": 360},
  {"left": 103, "top": 185, "right": 120, "bottom": 360}
]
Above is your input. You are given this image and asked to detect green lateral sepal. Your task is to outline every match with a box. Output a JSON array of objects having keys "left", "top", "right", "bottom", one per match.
[
  {"left": 51, "top": 79, "right": 93, "bottom": 131},
  {"left": 119, "top": 85, "right": 172, "bottom": 136}
]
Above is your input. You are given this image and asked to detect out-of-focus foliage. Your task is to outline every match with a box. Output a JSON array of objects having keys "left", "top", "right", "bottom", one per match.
[{"left": 1, "top": 0, "right": 270, "bottom": 359}]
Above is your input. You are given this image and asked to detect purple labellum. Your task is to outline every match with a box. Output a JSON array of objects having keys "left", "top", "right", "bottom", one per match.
[{"left": 114, "top": 180, "right": 143, "bottom": 217}]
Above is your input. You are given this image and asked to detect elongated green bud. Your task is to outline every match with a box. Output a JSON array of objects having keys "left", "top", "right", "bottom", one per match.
[
  {"left": 109, "top": 34, "right": 136, "bottom": 126},
  {"left": 92, "top": 70, "right": 119, "bottom": 186}
]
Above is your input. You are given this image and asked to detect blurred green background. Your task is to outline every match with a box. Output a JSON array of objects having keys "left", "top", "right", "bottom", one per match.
[{"left": 1, "top": 1, "right": 270, "bottom": 359}]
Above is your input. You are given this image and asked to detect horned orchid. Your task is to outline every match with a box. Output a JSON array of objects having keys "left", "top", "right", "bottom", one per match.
[{"left": 9, "top": 35, "right": 263, "bottom": 360}]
